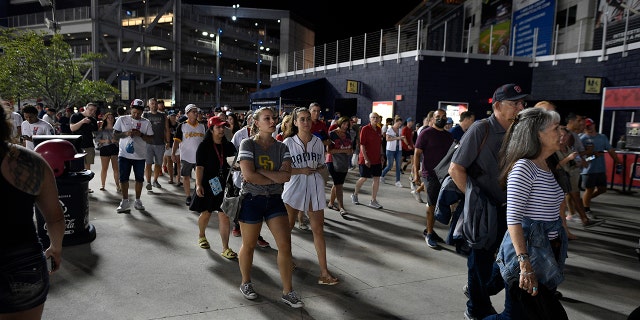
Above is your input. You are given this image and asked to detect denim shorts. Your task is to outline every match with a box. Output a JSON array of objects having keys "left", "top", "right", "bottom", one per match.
[
  {"left": 0, "top": 248, "right": 49, "bottom": 313},
  {"left": 118, "top": 157, "right": 146, "bottom": 182},
  {"left": 238, "top": 194, "right": 287, "bottom": 224}
]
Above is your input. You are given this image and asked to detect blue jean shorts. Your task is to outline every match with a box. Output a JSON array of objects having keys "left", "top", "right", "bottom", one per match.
[
  {"left": 118, "top": 157, "right": 146, "bottom": 183},
  {"left": 0, "top": 247, "right": 49, "bottom": 313},
  {"left": 238, "top": 194, "right": 287, "bottom": 224}
]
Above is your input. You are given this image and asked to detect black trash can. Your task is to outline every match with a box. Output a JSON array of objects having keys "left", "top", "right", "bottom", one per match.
[{"left": 36, "top": 170, "right": 96, "bottom": 247}]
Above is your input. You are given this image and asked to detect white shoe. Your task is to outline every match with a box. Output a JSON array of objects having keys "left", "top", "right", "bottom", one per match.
[
  {"left": 411, "top": 190, "right": 424, "bottom": 203},
  {"left": 117, "top": 199, "right": 130, "bottom": 213},
  {"left": 134, "top": 199, "right": 145, "bottom": 210},
  {"left": 380, "top": 176, "right": 386, "bottom": 184},
  {"left": 395, "top": 181, "right": 403, "bottom": 188}
]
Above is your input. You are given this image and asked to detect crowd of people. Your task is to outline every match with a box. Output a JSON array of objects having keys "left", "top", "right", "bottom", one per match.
[{"left": 1, "top": 84, "right": 628, "bottom": 318}]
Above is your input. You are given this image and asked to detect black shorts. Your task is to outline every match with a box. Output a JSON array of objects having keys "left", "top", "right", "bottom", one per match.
[
  {"left": 99, "top": 144, "right": 118, "bottom": 157},
  {"left": 328, "top": 162, "right": 348, "bottom": 185},
  {"left": 358, "top": 163, "right": 382, "bottom": 178},
  {"left": 402, "top": 150, "right": 414, "bottom": 158}
]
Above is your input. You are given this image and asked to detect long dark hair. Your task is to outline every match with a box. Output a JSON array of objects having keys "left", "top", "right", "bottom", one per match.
[{"left": 101, "top": 112, "right": 115, "bottom": 129}]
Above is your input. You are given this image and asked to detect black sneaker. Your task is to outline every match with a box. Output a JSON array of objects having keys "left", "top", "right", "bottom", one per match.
[
  {"left": 281, "top": 290, "right": 304, "bottom": 308},
  {"left": 239, "top": 282, "right": 258, "bottom": 300},
  {"left": 431, "top": 231, "right": 445, "bottom": 243},
  {"left": 185, "top": 196, "right": 192, "bottom": 206}
]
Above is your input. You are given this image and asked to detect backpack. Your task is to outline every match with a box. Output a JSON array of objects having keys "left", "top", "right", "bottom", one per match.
[{"left": 433, "top": 119, "right": 489, "bottom": 184}]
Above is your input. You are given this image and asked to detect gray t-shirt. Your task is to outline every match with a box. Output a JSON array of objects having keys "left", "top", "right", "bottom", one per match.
[
  {"left": 239, "top": 138, "right": 291, "bottom": 196},
  {"left": 451, "top": 115, "right": 507, "bottom": 206},
  {"left": 143, "top": 111, "right": 167, "bottom": 145}
]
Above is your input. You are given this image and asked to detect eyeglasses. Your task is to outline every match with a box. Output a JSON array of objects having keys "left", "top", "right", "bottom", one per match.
[{"left": 503, "top": 100, "right": 527, "bottom": 108}]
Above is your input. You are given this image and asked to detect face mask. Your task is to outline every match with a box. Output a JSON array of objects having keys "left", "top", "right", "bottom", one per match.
[{"left": 434, "top": 118, "right": 447, "bottom": 128}]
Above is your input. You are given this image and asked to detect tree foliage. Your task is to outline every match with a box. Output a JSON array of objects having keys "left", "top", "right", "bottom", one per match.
[{"left": 0, "top": 29, "right": 119, "bottom": 109}]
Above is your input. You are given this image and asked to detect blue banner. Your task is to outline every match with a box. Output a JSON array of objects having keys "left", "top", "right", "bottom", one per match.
[{"left": 512, "top": 0, "right": 556, "bottom": 57}]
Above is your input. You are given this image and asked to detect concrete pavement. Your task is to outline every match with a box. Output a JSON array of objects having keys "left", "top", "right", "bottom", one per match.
[{"left": 41, "top": 165, "right": 640, "bottom": 320}]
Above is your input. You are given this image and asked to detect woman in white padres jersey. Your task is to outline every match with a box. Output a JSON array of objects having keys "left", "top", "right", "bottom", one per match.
[{"left": 282, "top": 107, "right": 339, "bottom": 286}]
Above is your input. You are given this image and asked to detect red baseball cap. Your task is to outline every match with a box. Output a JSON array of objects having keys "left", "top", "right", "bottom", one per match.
[
  {"left": 585, "top": 118, "right": 595, "bottom": 126},
  {"left": 208, "top": 116, "right": 230, "bottom": 129}
]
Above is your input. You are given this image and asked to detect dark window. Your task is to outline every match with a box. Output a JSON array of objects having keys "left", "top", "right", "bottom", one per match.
[{"left": 557, "top": 5, "right": 577, "bottom": 29}]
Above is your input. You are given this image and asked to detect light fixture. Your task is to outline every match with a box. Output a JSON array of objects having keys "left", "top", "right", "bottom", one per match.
[{"left": 232, "top": 4, "right": 239, "bottom": 21}]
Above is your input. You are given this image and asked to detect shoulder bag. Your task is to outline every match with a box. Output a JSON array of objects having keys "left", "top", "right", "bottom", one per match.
[{"left": 220, "top": 151, "right": 244, "bottom": 221}]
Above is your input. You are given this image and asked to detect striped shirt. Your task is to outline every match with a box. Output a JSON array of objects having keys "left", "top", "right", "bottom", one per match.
[{"left": 506, "top": 158, "right": 564, "bottom": 239}]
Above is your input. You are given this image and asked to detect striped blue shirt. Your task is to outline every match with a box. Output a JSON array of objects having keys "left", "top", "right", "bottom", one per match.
[{"left": 507, "top": 158, "right": 564, "bottom": 239}]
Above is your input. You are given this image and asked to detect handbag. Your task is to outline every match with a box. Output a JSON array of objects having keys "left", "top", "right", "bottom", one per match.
[
  {"left": 220, "top": 152, "right": 244, "bottom": 221},
  {"left": 331, "top": 153, "right": 350, "bottom": 172}
]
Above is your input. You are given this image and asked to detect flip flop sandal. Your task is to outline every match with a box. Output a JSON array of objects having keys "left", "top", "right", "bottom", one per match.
[
  {"left": 198, "top": 237, "right": 210, "bottom": 249},
  {"left": 318, "top": 275, "right": 339, "bottom": 285},
  {"left": 339, "top": 208, "right": 348, "bottom": 216},
  {"left": 221, "top": 248, "right": 237, "bottom": 259},
  {"left": 326, "top": 203, "right": 339, "bottom": 211}
]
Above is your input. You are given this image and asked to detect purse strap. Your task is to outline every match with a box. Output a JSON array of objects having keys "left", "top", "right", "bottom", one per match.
[{"left": 225, "top": 150, "right": 239, "bottom": 184}]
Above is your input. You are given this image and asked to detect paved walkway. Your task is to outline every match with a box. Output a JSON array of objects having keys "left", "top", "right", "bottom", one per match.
[{"left": 41, "top": 165, "right": 640, "bottom": 319}]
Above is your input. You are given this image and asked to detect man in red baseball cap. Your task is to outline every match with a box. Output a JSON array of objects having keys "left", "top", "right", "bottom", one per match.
[{"left": 579, "top": 117, "right": 619, "bottom": 216}]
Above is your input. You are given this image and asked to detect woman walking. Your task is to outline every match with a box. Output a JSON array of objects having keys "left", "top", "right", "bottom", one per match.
[
  {"left": 0, "top": 98, "right": 65, "bottom": 320},
  {"left": 282, "top": 107, "right": 339, "bottom": 285},
  {"left": 236, "top": 107, "right": 303, "bottom": 308},
  {"left": 492, "top": 107, "right": 569, "bottom": 319},
  {"left": 191, "top": 116, "right": 237, "bottom": 259},
  {"left": 95, "top": 112, "right": 120, "bottom": 192},
  {"left": 326, "top": 116, "right": 353, "bottom": 215},
  {"left": 381, "top": 117, "right": 406, "bottom": 187}
]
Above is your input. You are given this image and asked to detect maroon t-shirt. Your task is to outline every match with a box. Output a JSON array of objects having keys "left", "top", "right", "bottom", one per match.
[{"left": 415, "top": 126, "right": 453, "bottom": 177}]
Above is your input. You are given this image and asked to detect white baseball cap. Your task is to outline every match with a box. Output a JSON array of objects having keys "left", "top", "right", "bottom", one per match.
[
  {"left": 131, "top": 99, "right": 144, "bottom": 108},
  {"left": 185, "top": 104, "right": 199, "bottom": 113}
]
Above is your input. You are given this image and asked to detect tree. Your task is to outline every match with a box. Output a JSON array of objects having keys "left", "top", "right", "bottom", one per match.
[{"left": 0, "top": 29, "right": 119, "bottom": 109}]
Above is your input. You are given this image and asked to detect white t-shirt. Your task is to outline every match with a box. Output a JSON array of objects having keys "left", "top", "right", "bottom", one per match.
[
  {"left": 10, "top": 112, "right": 22, "bottom": 137},
  {"left": 21, "top": 119, "right": 55, "bottom": 150},
  {"left": 113, "top": 115, "right": 154, "bottom": 160},
  {"left": 174, "top": 121, "right": 205, "bottom": 164}
]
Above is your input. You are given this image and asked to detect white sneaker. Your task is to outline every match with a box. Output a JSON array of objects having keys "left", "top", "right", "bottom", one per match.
[
  {"left": 134, "top": 199, "right": 145, "bottom": 210},
  {"left": 380, "top": 176, "right": 386, "bottom": 184},
  {"left": 411, "top": 190, "right": 424, "bottom": 203},
  {"left": 116, "top": 199, "right": 130, "bottom": 213},
  {"left": 369, "top": 199, "right": 383, "bottom": 209},
  {"left": 395, "top": 181, "right": 403, "bottom": 188}
]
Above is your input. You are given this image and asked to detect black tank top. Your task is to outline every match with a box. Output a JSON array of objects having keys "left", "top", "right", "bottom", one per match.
[{"left": 0, "top": 153, "right": 40, "bottom": 254}]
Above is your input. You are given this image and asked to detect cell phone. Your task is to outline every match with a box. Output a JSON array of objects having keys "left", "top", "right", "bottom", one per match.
[{"left": 47, "top": 256, "right": 55, "bottom": 272}]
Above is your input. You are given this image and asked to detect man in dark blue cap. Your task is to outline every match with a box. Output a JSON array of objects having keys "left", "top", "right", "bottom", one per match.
[{"left": 448, "top": 83, "right": 529, "bottom": 320}]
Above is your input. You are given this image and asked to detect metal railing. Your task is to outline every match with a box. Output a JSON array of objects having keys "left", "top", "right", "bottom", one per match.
[{"left": 270, "top": 19, "right": 640, "bottom": 78}]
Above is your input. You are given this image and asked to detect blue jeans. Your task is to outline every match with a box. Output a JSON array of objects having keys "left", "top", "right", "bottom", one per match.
[
  {"left": 467, "top": 205, "right": 507, "bottom": 318},
  {"left": 381, "top": 149, "right": 402, "bottom": 182},
  {"left": 467, "top": 248, "right": 504, "bottom": 317}
]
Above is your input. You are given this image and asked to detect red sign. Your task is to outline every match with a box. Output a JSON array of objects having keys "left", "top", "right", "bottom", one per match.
[{"left": 603, "top": 86, "right": 640, "bottom": 110}]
